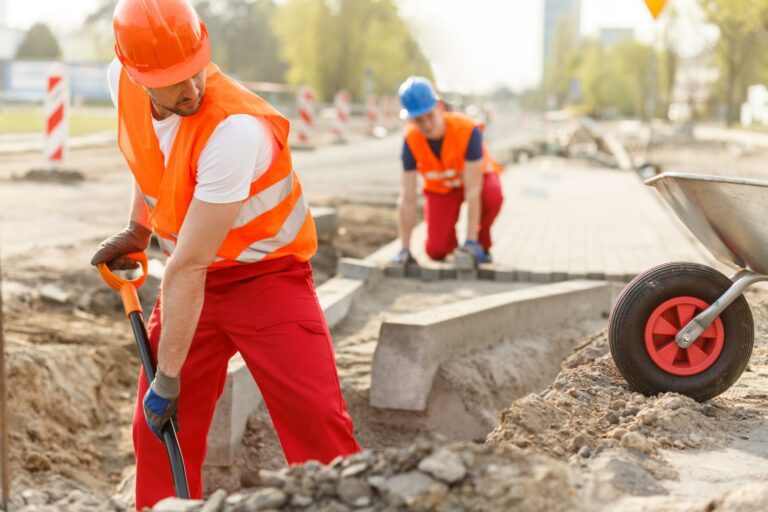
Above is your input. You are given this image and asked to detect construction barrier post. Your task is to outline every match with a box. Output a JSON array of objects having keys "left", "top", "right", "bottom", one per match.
[
  {"left": 44, "top": 73, "right": 69, "bottom": 171},
  {"left": 366, "top": 95, "right": 380, "bottom": 137},
  {"left": 296, "top": 86, "right": 315, "bottom": 148},
  {"left": 333, "top": 90, "right": 351, "bottom": 143}
]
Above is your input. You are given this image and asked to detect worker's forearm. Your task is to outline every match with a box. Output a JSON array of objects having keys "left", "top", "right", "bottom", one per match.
[
  {"left": 130, "top": 182, "right": 151, "bottom": 228},
  {"left": 464, "top": 186, "right": 481, "bottom": 241},
  {"left": 156, "top": 263, "right": 207, "bottom": 377},
  {"left": 398, "top": 199, "right": 418, "bottom": 249}
]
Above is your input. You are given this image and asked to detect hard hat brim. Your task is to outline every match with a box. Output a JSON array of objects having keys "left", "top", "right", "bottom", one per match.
[
  {"left": 120, "top": 30, "right": 212, "bottom": 88},
  {"left": 400, "top": 99, "right": 437, "bottom": 120}
]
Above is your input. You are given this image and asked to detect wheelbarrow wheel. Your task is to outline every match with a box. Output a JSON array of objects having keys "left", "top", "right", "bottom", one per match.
[{"left": 609, "top": 262, "right": 753, "bottom": 401}]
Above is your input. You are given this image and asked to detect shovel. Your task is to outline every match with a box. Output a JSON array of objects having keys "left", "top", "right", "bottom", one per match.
[{"left": 97, "top": 252, "right": 190, "bottom": 499}]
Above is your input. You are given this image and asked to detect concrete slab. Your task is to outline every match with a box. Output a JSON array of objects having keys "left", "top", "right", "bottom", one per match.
[
  {"left": 370, "top": 280, "right": 619, "bottom": 411},
  {"left": 204, "top": 355, "right": 262, "bottom": 466},
  {"left": 317, "top": 276, "right": 365, "bottom": 330},
  {"left": 337, "top": 257, "right": 382, "bottom": 287}
]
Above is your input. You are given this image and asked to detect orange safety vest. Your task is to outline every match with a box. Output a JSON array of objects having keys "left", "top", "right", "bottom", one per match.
[
  {"left": 117, "top": 63, "right": 317, "bottom": 270},
  {"left": 405, "top": 111, "right": 503, "bottom": 195}
]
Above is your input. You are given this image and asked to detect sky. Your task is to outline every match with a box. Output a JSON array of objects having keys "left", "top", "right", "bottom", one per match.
[{"left": 2, "top": 0, "right": 699, "bottom": 93}]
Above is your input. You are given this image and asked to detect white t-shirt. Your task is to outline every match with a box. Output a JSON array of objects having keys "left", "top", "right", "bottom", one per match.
[{"left": 107, "top": 59, "right": 277, "bottom": 204}]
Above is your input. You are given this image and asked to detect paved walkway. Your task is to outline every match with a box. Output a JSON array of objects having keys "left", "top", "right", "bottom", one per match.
[{"left": 371, "top": 159, "right": 713, "bottom": 283}]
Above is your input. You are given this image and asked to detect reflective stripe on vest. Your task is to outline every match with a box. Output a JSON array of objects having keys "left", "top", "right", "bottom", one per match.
[{"left": 156, "top": 191, "right": 308, "bottom": 264}]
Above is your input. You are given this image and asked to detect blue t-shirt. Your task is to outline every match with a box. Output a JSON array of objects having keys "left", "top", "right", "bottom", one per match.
[{"left": 402, "top": 126, "right": 483, "bottom": 172}]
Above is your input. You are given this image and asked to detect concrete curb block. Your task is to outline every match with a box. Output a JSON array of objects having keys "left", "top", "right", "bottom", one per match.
[
  {"left": 369, "top": 280, "right": 620, "bottom": 411},
  {"left": 318, "top": 276, "right": 366, "bottom": 330}
]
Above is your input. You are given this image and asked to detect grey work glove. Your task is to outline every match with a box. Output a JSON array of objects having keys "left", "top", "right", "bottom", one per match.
[
  {"left": 91, "top": 221, "right": 152, "bottom": 270},
  {"left": 143, "top": 369, "right": 180, "bottom": 441}
]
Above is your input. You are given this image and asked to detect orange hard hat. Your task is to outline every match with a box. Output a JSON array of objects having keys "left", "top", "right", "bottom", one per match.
[{"left": 113, "top": 0, "right": 211, "bottom": 88}]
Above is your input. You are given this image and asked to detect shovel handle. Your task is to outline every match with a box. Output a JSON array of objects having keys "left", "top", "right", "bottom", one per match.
[{"left": 97, "top": 252, "right": 148, "bottom": 316}]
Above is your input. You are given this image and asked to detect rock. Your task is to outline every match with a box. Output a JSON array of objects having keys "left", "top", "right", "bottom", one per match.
[
  {"left": 578, "top": 445, "right": 591, "bottom": 458},
  {"left": 317, "top": 466, "right": 340, "bottom": 481},
  {"left": 367, "top": 475, "right": 387, "bottom": 492},
  {"left": 620, "top": 432, "right": 650, "bottom": 454},
  {"left": 40, "top": 283, "right": 70, "bottom": 304},
  {"left": 258, "top": 469, "right": 289, "bottom": 488},
  {"left": 244, "top": 488, "right": 287, "bottom": 510},
  {"left": 153, "top": 497, "right": 204, "bottom": 511},
  {"left": 290, "top": 494, "right": 313, "bottom": 507},
  {"left": 337, "top": 478, "right": 372, "bottom": 507},
  {"left": 609, "top": 399, "right": 625, "bottom": 411},
  {"left": 22, "top": 451, "right": 52, "bottom": 472},
  {"left": 659, "top": 396, "right": 684, "bottom": 410},
  {"left": 200, "top": 489, "right": 228, "bottom": 512},
  {"left": 384, "top": 471, "right": 439, "bottom": 504},
  {"left": 417, "top": 449, "right": 467, "bottom": 483},
  {"left": 340, "top": 462, "right": 367, "bottom": 478},
  {"left": 590, "top": 452, "right": 666, "bottom": 496},
  {"left": 21, "top": 489, "right": 50, "bottom": 506}
]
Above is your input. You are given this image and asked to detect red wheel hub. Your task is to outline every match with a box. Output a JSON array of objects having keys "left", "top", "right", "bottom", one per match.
[{"left": 644, "top": 296, "right": 725, "bottom": 376}]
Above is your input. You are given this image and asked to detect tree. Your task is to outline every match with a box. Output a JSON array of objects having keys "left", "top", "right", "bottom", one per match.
[
  {"left": 85, "top": 0, "right": 287, "bottom": 82},
  {"left": 699, "top": 0, "right": 768, "bottom": 124},
  {"left": 273, "top": 0, "right": 433, "bottom": 101},
  {"left": 15, "top": 23, "right": 62, "bottom": 60},
  {"left": 195, "top": 0, "right": 287, "bottom": 82}
]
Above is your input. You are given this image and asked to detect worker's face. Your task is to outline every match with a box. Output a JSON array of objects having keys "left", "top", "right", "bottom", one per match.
[
  {"left": 146, "top": 70, "right": 206, "bottom": 117},
  {"left": 412, "top": 107, "right": 444, "bottom": 139}
]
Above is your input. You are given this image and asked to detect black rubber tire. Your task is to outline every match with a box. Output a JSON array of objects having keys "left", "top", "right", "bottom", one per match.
[{"left": 609, "top": 262, "right": 754, "bottom": 401}]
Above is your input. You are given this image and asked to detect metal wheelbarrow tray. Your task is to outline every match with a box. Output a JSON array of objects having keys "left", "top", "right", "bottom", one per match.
[{"left": 609, "top": 172, "right": 768, "bottom": 401}]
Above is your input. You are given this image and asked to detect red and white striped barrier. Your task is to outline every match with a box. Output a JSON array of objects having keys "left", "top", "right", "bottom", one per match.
[
  {"left": 365, "top": 95, "right": 380, "bottom": 137},
  {"left": 382, "top": 96, "right": 400, "bottom": 130},
  {"left": 44, "top": 73, "right": 69, "bottom": 170},
  {"left": 333, "top": 90, "right": 352, "bottom": 143},
  {"left": 296, "top": 86, "right": 315, "bottom": 146}
]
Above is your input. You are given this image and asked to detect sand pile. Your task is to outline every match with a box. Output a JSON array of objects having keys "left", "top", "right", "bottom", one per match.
[{"left": 487, "top": 356, "right": 736, "bottom": 460}]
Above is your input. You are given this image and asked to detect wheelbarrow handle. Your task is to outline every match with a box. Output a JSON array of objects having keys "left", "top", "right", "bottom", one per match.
[{"left": 96, "top": 252, "right": 148, "bottom": 316}]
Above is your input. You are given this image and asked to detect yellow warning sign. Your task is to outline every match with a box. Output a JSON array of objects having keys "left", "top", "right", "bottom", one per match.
[{"left": 644, "top": 0, "right": 668, "bottom": 19}]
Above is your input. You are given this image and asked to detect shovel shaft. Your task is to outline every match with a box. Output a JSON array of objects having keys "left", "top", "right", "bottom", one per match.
[{"left": 128, "top": 311, "right": 190, "bottom": 499}]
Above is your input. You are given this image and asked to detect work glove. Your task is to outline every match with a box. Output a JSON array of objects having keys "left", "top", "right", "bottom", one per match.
[
  {"left": 90, "top": 221, "right": 153, "bottom": 270},
  {"left": 392, "top": 247, "right": 416, "bottom": 265},
  {"left": 461, "top": 240, "right": 487, "bottom": 264},
  {"left": 143, "top": 370, "right": 180, "bottom": 442}
]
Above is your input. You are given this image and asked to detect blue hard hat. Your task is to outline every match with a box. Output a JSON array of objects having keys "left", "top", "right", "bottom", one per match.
[{"left": 399, "top": 76, "right": 438, "bottom": 119}]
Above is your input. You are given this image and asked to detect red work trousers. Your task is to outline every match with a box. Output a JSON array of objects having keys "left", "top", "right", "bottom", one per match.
[
  {"left": 132, "top": 257, "right": 360, "bottom": 509},
  {"left": 423, "top": 172, "right": 504, "bottom": 260}
]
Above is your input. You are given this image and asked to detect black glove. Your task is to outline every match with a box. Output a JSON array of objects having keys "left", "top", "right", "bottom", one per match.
[{"left": 91, "top": 221, "right": 152, "bottom": 270}]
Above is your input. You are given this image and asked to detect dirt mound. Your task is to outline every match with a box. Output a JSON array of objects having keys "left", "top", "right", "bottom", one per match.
[
  {"left": 487, "top": 351, "right": 737, "bottom": 460},
  {"left": 156, "top": 437, "right": 603, "bottom": 512}
]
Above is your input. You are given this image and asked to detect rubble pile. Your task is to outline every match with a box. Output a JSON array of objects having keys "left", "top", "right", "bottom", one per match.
[{"left": 149, "top": 437, "right": 595, "bottom": 512}]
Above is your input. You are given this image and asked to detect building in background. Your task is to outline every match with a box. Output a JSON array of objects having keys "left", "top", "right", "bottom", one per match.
[
  {"left": 542, "top": 0, "right": 581, "bottom": 75},
  {"left": 600, "top": 27, "right": 635, "bottom": 48}
]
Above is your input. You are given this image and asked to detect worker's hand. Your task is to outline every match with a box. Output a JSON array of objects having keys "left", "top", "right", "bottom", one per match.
[
  {"left": 461, "top": 240, "right": 486, "bottom": 263},
  {"left": 91, "top": 221, "right": 153, "bottom": 270},
  {"left": 392, "top": 247, "right": 416, "bottom": 265},
  {"left": 143, "top": 370, "right": 180, "bottom": 441}
]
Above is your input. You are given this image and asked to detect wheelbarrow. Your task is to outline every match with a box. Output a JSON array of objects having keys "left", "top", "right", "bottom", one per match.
[
  {"left": 97, "top": 252, "right": 190, "bottom": 498},
  {"left": 609, "top": 173, "right": 768, "bottom": 401}
]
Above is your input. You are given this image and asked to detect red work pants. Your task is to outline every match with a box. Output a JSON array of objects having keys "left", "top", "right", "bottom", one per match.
[
  {"left": 132, "top": 257, "right": 360, "bottom": 509},
  {"left": 423, "top": 172, "right": 504, "bottom": 260}
]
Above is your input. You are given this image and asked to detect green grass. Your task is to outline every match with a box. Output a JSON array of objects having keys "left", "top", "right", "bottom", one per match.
[{"left": 0, "top": 108, "right": 117, "bottom": 136}]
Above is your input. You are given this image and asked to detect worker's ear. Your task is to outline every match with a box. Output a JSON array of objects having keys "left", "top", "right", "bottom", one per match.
[{"left": 437, "top": 101, "right": 446, "bottom": 113}]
